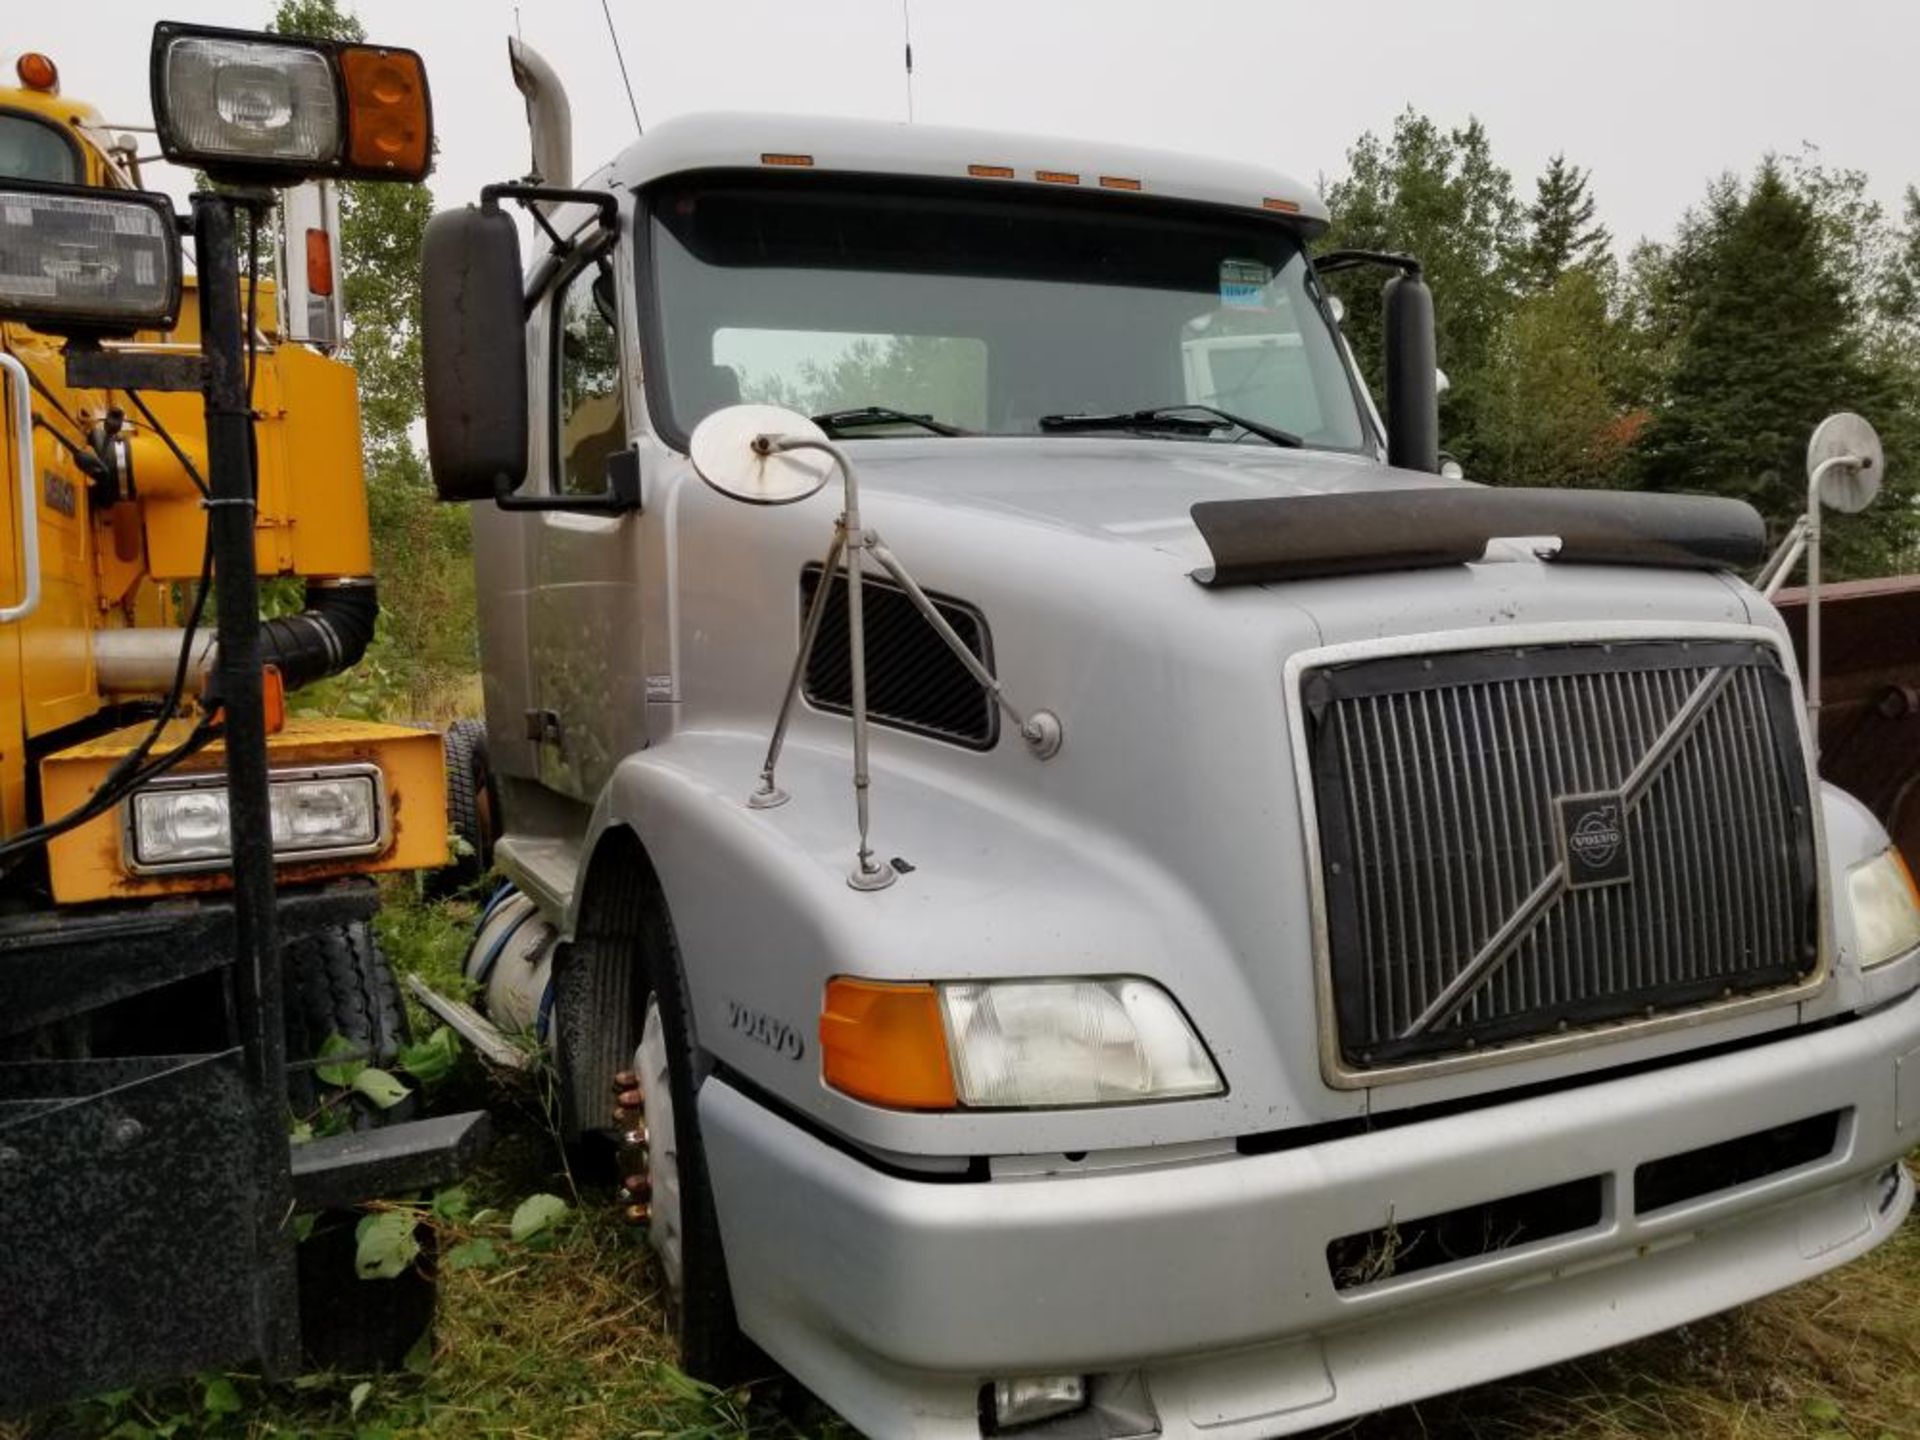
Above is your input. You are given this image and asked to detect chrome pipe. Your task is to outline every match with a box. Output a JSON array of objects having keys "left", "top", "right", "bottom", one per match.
[{"left": 94, "top": 627, "right": 217, "bottom": 694}]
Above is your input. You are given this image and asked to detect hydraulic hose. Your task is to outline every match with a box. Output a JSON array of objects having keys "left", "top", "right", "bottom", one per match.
[{"left": 94, "top": 577, "right": 378, "bottom": 695}]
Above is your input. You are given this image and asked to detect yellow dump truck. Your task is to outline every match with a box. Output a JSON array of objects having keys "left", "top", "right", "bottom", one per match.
[{"left": 0, "top": 27, "right": 484, "bottom": 1410}]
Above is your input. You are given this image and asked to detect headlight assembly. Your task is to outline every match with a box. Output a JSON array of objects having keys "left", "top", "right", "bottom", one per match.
[
  {"left": 0, "top": 182, "right": 180, "bottom": 333},
  {"left": 126, "top": 764, "right": 386, "bottom": 873},
  {"left": 820, "top": 975, "right": 1223, "bottom": 1110},
  {"left": 1847, "top": 846, "right": 1920, "bottom": 969},
  {"left": 150, "top": 22, "right": 432, "bottom": 183}
]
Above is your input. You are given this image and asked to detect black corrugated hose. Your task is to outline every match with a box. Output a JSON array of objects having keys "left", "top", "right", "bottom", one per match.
[{"left": 260, "top": 581, "right": 379, "bottom": 691}]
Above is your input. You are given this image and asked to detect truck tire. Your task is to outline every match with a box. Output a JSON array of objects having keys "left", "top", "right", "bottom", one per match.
[
  {"left": 283, "top": 919, "right": 437, "bottom": 1370},
  {"left": 284, "top": 919, "right": 416, "bottom": 1127},
  {"left": 427, "top": 718, "right": 499, "bottom": 898},
  {"left": 633, "top": 890, "right": 757, "bottom": 1384}
]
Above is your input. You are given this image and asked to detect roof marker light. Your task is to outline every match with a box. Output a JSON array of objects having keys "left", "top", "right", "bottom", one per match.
[
  {"left": 1263, "top": 196, "right": 1302, "bottom": 213},
  {"left": 1034, "top": 170, "right": 1080, "bottom": 185},
  {"left": 16, "top": 53, "right": 59, "bottom": 92},
  {"left": 968, "top": 163, "right": 1014, "bottom": 179},
  {"left": 1099, "top": 175, "right": 1142, "bottom": 191},
  {"left": 760, "top": 152, "right": 814, "bottom": 167}
]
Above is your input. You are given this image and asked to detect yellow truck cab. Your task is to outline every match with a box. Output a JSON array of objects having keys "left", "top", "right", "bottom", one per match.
[
  {"left": 0, "top": 35, "right": 480, "bottom": 1411},
  {"left": 0, "top": 53, "right": 445, "bottom": 893}
]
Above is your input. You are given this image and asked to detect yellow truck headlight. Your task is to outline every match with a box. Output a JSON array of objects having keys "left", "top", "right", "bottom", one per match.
[
  {"left": 151, "top": 23, "right": 433, "bottom": 183},
  {"left": 0, "top": 182, "right": 180, "bottom": 333},
  {"left": 1848, "top": 846, "right": 1920, "bottom": 969},
  {"left": 127, "top": 764, "right": 386, "bottom": 873},
  {"left": 157, "top": 33, "right": 341, "bottom": 166}
]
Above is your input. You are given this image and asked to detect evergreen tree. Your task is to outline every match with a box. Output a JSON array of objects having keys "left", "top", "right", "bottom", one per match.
[
  {"left": 1478, "top": 268, "right": 1630, "bottom": 488},
  {"left": 1522, "top": 154, "right": 1610, "bottom": 291},
  {"left": 1632, "top": 161, "right": 1900, "bottom": 572},
  {"left": 1319, "top": 110, "right": 1522, "bottom": 468}
]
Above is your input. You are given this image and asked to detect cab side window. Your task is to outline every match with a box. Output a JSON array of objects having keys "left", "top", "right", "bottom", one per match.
[{"left": 553, "top": 256, "right": 625, "bottom": 496}]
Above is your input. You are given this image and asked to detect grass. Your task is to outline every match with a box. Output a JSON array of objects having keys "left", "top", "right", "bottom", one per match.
[{"left": 9, "top": 886, "right": 1918, "bottom": 1439}]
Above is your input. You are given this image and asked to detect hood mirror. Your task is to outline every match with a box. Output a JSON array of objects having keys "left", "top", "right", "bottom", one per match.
[
  {"left": 686, "top": 402, "right": 1064, "bottom": 893},
  {"left": 1808, "top": 411, "right": 1883, "bottom": 514},
  {"left": 1753, "top": 411, "right": 1887, "bottom": 757},
  {"left": 689, "top": 404, "right": 833, "bottom": 505}
]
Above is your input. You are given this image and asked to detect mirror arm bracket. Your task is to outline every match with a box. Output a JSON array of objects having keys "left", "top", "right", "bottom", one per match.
[
  {"left": 492, "top": 448, "right": 641, "bottom": 515},
  {"left": 480, "top": 183, "right": 619, "bottom": 259}
]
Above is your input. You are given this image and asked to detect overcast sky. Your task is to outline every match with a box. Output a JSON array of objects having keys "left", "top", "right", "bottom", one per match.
[{"left": 21, "top": 0, "right": 1920, "bottom": 252}]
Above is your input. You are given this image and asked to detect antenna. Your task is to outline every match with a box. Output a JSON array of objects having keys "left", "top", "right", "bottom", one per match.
[
  {"left": 901, "top": 0, "right": 915, "bottom": 122},
  {"left": 600, "top": 0, "right": 643, "bottom": 136}
]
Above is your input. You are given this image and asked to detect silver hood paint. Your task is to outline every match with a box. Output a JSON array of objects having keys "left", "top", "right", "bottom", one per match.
[{"left": 651, "top": 435, "right": 1776, "bottom": 1155}]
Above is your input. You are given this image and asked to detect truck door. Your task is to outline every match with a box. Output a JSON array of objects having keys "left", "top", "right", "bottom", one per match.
[{"left": 525, "top": 245, "right": 645, "bottom": 802}]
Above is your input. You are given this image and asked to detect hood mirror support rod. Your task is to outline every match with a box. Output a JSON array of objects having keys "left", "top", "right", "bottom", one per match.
[
  {"left": 1758, "top": 412, "right": 1885, "bottom": 756},
  {"left": 1800, "top": 413, "right": 1885, "bottom": 755},
  {"left": 689, "top": 404, "right": 1063, "bottom": 893}
]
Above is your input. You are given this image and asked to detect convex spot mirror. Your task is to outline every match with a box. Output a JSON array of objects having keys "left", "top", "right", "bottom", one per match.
[
  {"left": 1808, "top": 412, "right": 1884, "bottom": 514},
  {"left": 690, "top": 405, "right": 835, "bottom": 505}
]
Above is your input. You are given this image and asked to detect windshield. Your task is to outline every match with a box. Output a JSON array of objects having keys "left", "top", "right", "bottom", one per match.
[
  {"left": 645, "top": 174, "right": 1370, "bottom": 451},
  {"left": 0, "top": 111, "right": 81, "bottom": 184}
]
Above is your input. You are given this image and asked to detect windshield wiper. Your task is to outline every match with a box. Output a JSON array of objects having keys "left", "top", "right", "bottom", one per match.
[
  {"left": 1037, "top": 405, "right": 1304, "bottom": 449},
  {"left": 812, "top": 406, "right": 967, "bottom": 437}
]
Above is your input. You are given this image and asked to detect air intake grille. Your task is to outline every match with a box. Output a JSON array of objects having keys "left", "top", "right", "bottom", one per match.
[
  {"left": 1303, "top": 640, "right": 1819, "bottom": 1070},
  {"left": 800, "top": 565, "right": 997, "bottom": 749}
]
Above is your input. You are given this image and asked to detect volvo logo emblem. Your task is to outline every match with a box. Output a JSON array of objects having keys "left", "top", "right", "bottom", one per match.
[{"left": 1556, "top": 792, "right": 1631, "bottom": 889}]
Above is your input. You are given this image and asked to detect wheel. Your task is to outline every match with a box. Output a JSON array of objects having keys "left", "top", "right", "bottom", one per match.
[
  {"left": 427, "top": 718, "right": 499, "bottom": 898},
  {"left": 284, "top": 919, "right": 415, "bottom": 1128},
  {"left": 282, "top": 919, "right": 436, "bottom": 1370},
  {"left": 613, "top": 894, "right": 756, "bottom": 1382}
]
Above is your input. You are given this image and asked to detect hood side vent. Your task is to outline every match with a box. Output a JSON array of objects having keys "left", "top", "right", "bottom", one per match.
[{"left": 799, "top": 564, "right": 998, "bottom": 750}]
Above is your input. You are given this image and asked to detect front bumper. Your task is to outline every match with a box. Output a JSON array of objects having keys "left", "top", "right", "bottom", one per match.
[{"left": 702, "top": 987, "right": 1920, "bottom": 1439}]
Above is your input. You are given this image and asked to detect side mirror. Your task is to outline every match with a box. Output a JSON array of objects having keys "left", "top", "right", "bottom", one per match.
[
  {"left": 422, "top": 203, "right": 528, "bottom": 503},
  {"left": 1808, "top": 411, "right": 1883, "bottom": 514},
  {"left": 1382, "top": 271, "right": 1440, "bottom": 473}
]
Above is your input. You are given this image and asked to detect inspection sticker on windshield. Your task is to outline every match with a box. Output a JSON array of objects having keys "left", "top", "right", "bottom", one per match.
[{"left": 1219, "top": 259, "right": 1272, "bottom": 309}]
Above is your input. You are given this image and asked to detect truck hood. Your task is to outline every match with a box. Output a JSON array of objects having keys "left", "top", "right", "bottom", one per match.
[
  {"left": 841, "top": 435, "right": 1758, "bottom": 641},
  {"left": 843, "top": 435, "right": 1451, "bottom": 568}
]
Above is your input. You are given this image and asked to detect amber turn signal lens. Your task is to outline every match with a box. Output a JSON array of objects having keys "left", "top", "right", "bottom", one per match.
[
  {"left": 261, "top": 665, "right": 286, "bottom": 735},
  {"left": 16, "top": 53, "right": 59, "bottom": 92},
  {"left": 820, "top": 978, "right": 957, "bottom": 1110},
  {"left": 304, "top": 227, "right": 334, "bottom": 298},
  {"left": 340, "top": 46, "right": 431, "bottom": 180}
]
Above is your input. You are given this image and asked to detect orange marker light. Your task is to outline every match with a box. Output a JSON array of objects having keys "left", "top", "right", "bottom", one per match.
[
  {"left": 1263, "top": 196, "right": 1302, "bottom": 214},
  {"left": 261, "top": 665, "right": 286, "bottom": 735},
  {"left": 761, "top": 152, "right": 815, "bottom": 167},
  {"left": 340, "top": 46, "right": 431, "bottom": 181},
  {"left": 16, "top": 52, "right": 59, "bottom": 92},
  {"left": 1098, "top": 175, "right": 1142, "bottom": 191},
  {"left": 968, "top": 163, "right": 1015, "bottom": 179},
  {"left": 304, "top": 228, "right": 333, "bottom": 298},
  {"left": 1035, "top": 170, "right": 1080, "bottom": 185},
  {"left": 821, "top": 978, "right": 957, "bottom": 1110}
]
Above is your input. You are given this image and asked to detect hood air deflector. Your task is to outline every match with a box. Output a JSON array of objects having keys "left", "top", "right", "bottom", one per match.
[{"left": 1189, "top": 487, "right": 1768, "bottom": 587}]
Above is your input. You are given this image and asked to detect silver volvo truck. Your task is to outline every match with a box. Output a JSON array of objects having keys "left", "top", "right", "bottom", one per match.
[{"left": 416, "top": 53, "right": 1920, "bottom": 1439}]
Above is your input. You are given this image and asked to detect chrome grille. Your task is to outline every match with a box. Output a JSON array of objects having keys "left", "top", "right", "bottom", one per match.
[{"left": 1303, "top": 640, "right": 1819, "bottom": 1069}]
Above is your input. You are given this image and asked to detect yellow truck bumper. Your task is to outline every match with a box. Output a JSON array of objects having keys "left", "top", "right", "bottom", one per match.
[{"left": 39, "top": 716, "right": 447, "bottom": 903}]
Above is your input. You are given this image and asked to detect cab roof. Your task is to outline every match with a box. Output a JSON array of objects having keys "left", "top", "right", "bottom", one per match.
[{"left": 597, "top": 111, "right": 1329, "bottom": 231}]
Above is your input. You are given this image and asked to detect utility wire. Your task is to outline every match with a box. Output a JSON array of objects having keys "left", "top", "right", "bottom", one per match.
[
  {"left": 600, "top": 0, "right": 643, "bottom": 137},
  {"left": 902, "top": 0, "right": 916, "bottom": 122}
]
